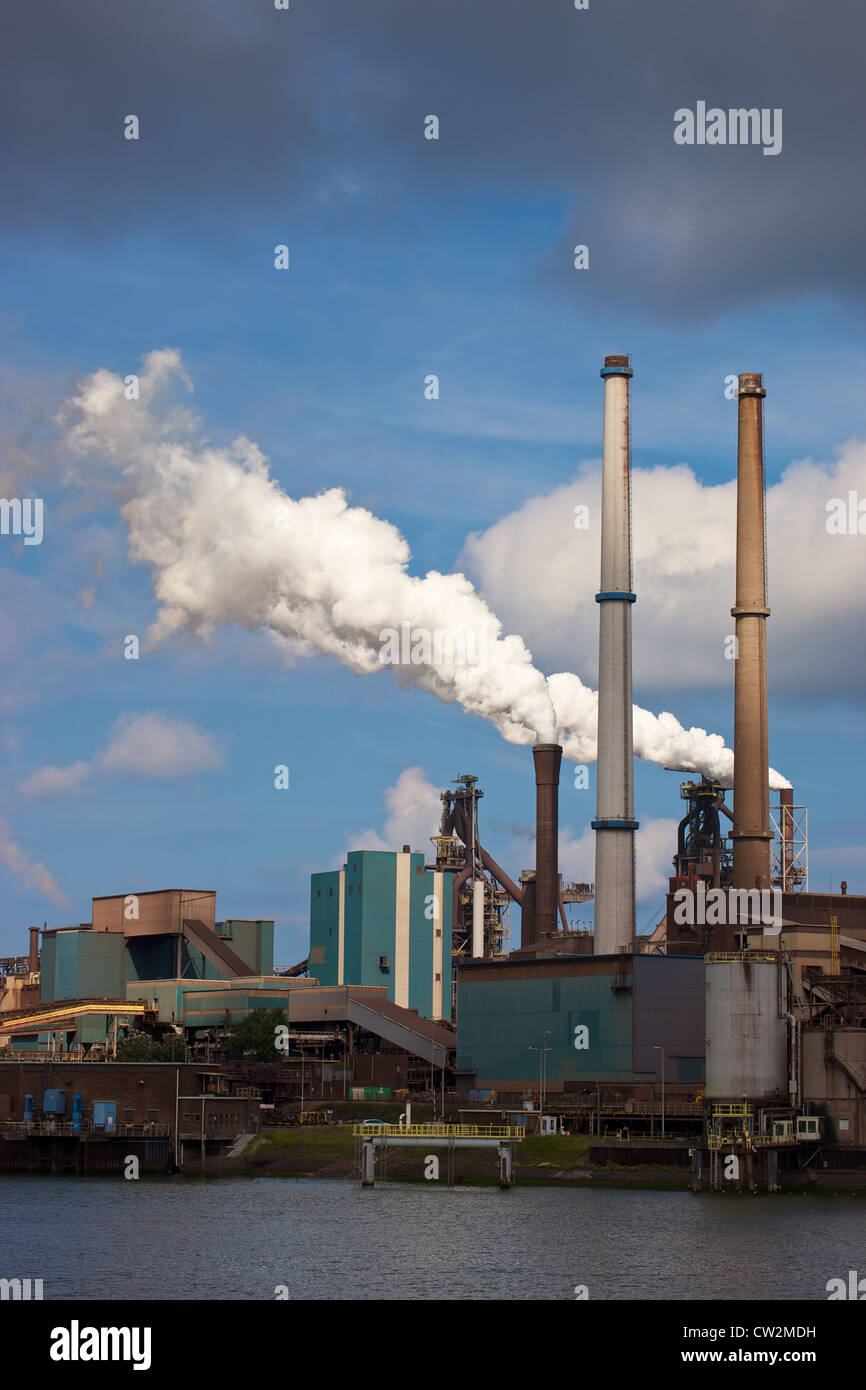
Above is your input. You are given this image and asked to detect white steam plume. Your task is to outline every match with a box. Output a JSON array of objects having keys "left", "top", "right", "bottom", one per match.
[{"left": 60, "top": 350, "right": 788, "bottom": 787}]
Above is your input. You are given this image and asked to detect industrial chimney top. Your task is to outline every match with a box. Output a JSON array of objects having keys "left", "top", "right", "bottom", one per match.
[
  {"left": 601, "top": 353, "right": 633, "bottom": 379},
  {"left": 738, "top": 372, "right": 766, "bottom": 398}
]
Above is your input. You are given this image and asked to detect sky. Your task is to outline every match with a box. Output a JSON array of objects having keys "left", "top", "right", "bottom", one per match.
[{"left": 1, "top": 0, "right": 864, "bottom": 963}]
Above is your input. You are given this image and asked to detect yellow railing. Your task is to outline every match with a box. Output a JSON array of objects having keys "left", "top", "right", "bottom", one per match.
[
  {"left": 353, "top": 1123, "right": 525, "bottom": 1139},
  {"left": 707, "top": 1133, "right": 746, "bottom": 1150},
  {"left": 705, "top": 952, "right": 791, "bottom": 964},
  {"left": 711, "top": 1103, "right": 753, "bottom": 1117}
]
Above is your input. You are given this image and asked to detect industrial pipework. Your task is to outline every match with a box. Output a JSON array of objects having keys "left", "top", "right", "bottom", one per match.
[
  {"left": 731, "top": 372, "right": 773, "bottom": 900},
  {"left": 593, "top": 355, "right": 638, "bottom": 955}
]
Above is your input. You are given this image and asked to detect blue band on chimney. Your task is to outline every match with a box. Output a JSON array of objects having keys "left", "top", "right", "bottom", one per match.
[
  {"left": 600, "top": 366, "right": 633, "bottom": 379},
  {"left": 596, "top": 591, "right": 636, "bottom": 603},
  {"left": 592, "top": 819, "right": 640, "bottom": 831}
]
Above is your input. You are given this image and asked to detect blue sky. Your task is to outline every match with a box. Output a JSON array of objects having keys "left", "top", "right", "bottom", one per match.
[{"left": 1, "top": 0, "right": 864, "bottom": 962}]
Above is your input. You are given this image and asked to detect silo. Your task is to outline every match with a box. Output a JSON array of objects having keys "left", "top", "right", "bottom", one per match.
[{"left": 705, "top": 956, "right": 788, "bottom": 1101}]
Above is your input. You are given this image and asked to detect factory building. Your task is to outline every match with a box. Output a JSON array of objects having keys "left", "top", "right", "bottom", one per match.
[
  {"left": 1, "top": 889, "right": 274, "bottom": 1054},
  {"left": 309, "top": 849, "right": 452, "bottom": 1020},
  {"left": 0, "top": 878, "right": 456, "bottom": 1115},
  {"left": 456, "top": 954, "right": 705, "bottom": 1094},
  {"left": 40, "top": 890, "right": 274, "bottom": 1004}
]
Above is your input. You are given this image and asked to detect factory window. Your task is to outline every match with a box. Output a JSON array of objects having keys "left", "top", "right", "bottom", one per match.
[
  {"left": 124, "top": 1109, "right": 134, "bottom": 1123},
  {"left": 317, "top": 890, "right": 321, "bottom": 898},
  {"left": 329, "top": 889, "right": 333, "bottom": 897},
  {"left": 415, "top": 865, "right": 422, "bottom": 875},
  {"left": 435, "top": 929, "right": 441, "bottom": 938},
  {"left": 435, "top": 973, "right": 441, "bottom": 981},
  {"left": 348, "top": 886, "right": 352, "bottom": 895},
  {"left": 352, "top": 863, "right": 357, "bottom": 872},
  {"left": 147, "top": 1109, "right": 159, "bottom": 1122},
  {"left": 357, "top": 886, "right": 362, "bottom": 896}
]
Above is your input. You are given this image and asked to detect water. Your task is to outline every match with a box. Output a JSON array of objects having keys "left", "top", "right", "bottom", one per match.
[{"left": 3, "top": 1174, "right": 862, "bottom": 1300}]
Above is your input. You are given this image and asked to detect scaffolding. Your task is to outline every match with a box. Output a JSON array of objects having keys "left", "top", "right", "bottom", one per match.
[{"left": 771, "top": 797, "right": 808, "bottom": 892}]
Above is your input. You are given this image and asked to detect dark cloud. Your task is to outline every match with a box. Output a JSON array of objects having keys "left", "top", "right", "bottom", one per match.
[{"left": 2, "top": 0, "right": 864, "bottom": 318}]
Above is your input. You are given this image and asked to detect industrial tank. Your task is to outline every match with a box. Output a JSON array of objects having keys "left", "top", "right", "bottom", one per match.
[{"left": 705, "top": 957, "right": 788, "bottom": 1101}]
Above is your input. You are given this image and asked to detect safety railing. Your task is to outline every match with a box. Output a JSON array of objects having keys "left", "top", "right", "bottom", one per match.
[
  {"left": 707, "top": 1133, "right": 746, "bottom": 1150},
  {"left": 705, "top": 952, "right": 791, "bottom": 964},
  {"left": 0, "top": 1121, "right": 171, "bottom": 1138},
  {"left": 353, "top": 1123, "right": 525, "bottom": 1139}
]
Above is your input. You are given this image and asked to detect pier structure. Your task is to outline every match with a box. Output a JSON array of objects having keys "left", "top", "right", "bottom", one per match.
[{"left": 354, "top": 1123, "right": 524, "bottom": 1188}]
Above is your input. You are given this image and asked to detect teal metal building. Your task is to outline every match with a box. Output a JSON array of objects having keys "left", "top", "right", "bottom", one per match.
[
  {"left": 40, "top": 918, "right": 274, "bottom": 1004},
  {"left": 456, "top": 953, "right": 705, "bottom": 1091},
  {"left": 310, "top": 850, "right": 452, "bottom": 1020}
]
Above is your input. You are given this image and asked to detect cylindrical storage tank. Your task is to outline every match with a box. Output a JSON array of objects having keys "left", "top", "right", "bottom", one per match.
[{"left": 705, "top": 958, "right": 788, "bottom": 1100}]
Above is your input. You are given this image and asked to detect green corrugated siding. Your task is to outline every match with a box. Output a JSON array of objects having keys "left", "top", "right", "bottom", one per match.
[
  {"left": 125, "top": 936, "right": 176, "bottom": 983},
  {"left": 221, "top": 920, "right": 274, "bottom": 974},
  {"left": 408, "top": 857, "right": 433, "bottom": 1018},
  {"left": 77, "top": 1013, "right": 111, "bottom": 1044},
  {"left": 355, "top": 852, "right": 396, "bottom": 996},
  {"left": 310, "top": 872, "right": 340, "bottom": 985},
  {"left": 40, "top": 934, "right": 56, "bottom": 1002},
  {"left": 310, "top": 853, "right": 453, "bottom": 1020},
  {"left": 457, "top": 972, "right": 633, "bottom": 1084},
  {"left": 48, "top": 931, "right": 125, "bottom": 1002}
]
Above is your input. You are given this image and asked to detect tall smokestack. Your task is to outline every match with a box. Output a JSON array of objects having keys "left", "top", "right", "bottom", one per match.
[
  {"left": 593, "top": 355, "right": 638, "bottom": 955},
  {"left": 731, "top": 372, "right": 772, "bottom": 897},
  {"left": 533, "top": 743, "right": 562, "bottom": 940},
  {"left": 28, "top": 926, "right": 40, "bottom": 973}
]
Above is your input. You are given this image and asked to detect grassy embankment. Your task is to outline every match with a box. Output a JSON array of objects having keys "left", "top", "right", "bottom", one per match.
[{"left": 241, "top": 1127, "right": 689, "bottom": 1186}]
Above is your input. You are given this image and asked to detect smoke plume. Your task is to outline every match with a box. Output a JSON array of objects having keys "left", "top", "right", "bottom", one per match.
[{"left": 60, "top": 350, "right": 788, "bottom": 787}]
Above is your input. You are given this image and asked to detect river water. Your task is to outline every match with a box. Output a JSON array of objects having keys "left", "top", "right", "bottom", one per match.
[{"left": 3, "top": 1174, "right": 861, "bottom": 1300}]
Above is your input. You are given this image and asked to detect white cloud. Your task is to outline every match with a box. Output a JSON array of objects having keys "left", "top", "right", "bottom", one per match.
[
  {"left": 461, "top": 444, "right": 866, "bottom": 701},
  {"left": 559, "top": 815, "right": 679, "bottom": 913},
  {"left": 18, "top": 711, "right": 224, "bottom": 797},
  {"left": 0, "top": 724, "right": 20, "bottom": 755},
  {"left": 54, "top": 350, "right": 760, "bottom": 782},
  {"left": 19, "top": 761, "right": 91, "bottom": 798},
  {"left": 337, "top": 766, "right": 442, "bottom": 864},
  {"left": 0, "top": 817, "right": 69, "bottom": 906},
  {"left": 97, "top": 711, "right": 224, "bottom": 780}
]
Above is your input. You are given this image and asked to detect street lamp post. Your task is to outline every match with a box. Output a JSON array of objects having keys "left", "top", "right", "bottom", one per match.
[
  {"left": 654, "top": 1045, "right": 665, "bottom": 1139},
  {"left": 529, "top": 1030, "right": 553, "bottom": 1135}
]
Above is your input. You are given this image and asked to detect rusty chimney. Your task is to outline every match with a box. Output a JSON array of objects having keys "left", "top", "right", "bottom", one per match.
[
  {"left": 779, "top": 786, "right": 794, "bottom": 891},
  {"left": 28, "top": 925, "right": 40, "bottom": 973},
  {"left": 731, "top": 372, "right": 773, "bottom": 897},
  {"left": 532, "top": 743, "right": 562, "bottom": 941}
]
